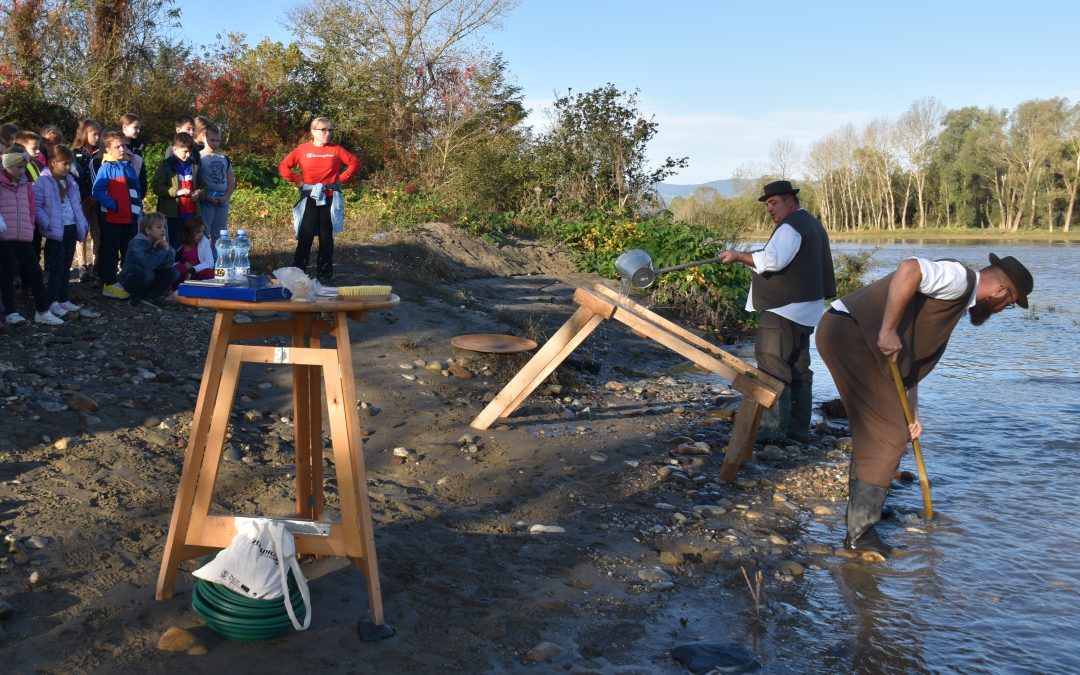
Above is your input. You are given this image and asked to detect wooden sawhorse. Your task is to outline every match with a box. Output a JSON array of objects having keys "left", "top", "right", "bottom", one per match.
[
  {"left": 157, "top": 295, "right": 399, "bottom": 631},
  {"left": 469, "top": 284, "right": 783, "bottom": 481}
]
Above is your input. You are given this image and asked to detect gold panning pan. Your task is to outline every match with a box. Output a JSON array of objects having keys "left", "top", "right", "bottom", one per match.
[{"left": 451, "top": 334, "right": 538, "bottom": 353}]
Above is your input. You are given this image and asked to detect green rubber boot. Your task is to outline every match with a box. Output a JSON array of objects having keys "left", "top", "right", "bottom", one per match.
[
  {"left": 843, "top": 479, "right": 895, "bottom": 556},
  {"left": 756, "top": 388, "right": 790, "bottom": 443}
]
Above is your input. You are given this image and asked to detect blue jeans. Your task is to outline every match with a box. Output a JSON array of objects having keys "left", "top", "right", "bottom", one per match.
[{"left": 120, "top": 265, "right": 179, "bottom": 301}]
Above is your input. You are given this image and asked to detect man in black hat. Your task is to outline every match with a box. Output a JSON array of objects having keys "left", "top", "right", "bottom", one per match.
[
  {"left": 718, "top": 180, "right": 836, "bottom": 442},
  {"left": 816, "top": 253, "right": 1033, "bottom": 554}
]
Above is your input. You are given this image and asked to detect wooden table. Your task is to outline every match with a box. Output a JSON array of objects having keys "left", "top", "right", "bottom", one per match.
[{"left": 157, "top": 294, "right": 399, "bottom": 630}]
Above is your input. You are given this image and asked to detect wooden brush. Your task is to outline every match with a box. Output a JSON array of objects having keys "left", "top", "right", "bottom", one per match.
[{"left": 337, "top": 285, "right": 392, "bottom": 297}]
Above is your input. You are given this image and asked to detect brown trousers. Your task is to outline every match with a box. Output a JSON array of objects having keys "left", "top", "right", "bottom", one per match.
[{"left": 816, "top": 310, "right": 909, "bottom": 486}]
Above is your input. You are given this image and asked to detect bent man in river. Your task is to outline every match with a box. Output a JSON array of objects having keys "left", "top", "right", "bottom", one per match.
[{"left": 815, "top": 253, "right": 1033, "bottom": 555}]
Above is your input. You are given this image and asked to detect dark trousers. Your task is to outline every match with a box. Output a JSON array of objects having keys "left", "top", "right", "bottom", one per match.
[
  {"left": 99, "top": 220, "right": 137, "bottom": 285},
  {"left": 0, "top": 241, "right": 48, "bottom": 315},
  {"left": 293, "top": 194, "right": 334, "bottom": 281},
  {"left": 166, "top": 216, "right": 191, "bottom": 250},
  {"left": 44, "top": 225, "right": 78, "bottom": 304},
  {"left": 816, "top": 311, "right": 909, "bottom": 486},
  {"left": 120, "top": 265, "right": 178, "bottom": 301},
  {"left": 754, "top": 310, "right": 813, "bottom": 390}
]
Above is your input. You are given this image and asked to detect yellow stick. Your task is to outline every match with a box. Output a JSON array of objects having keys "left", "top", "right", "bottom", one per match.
[{"left": 888, "top": 359, "right": 934, "bottom": 520}]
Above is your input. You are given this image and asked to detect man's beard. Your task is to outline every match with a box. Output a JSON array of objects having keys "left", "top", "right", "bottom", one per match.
[{"left": 969, "top": 300, "right": 993, "bottom": 326}]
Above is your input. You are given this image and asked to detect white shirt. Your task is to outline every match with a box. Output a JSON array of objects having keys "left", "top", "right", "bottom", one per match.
[
  {"left": 745, "top": 218, "right": 826, "bottom": 328},
  {"left": 832, "top": 257, "right": 978, "bottom": 313}
]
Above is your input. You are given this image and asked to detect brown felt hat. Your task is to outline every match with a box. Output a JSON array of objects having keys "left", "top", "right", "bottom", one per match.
[
  {"left": 989, "top": 253, "right": 1033, "bottom": 308},
  {"left": 758, "top": 180, "right": 799, "bottom": 202}
]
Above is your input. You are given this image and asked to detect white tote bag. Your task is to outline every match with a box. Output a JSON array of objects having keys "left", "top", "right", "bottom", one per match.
[{"left": 193, "top": 517, "right": 312, "bottom": 630}]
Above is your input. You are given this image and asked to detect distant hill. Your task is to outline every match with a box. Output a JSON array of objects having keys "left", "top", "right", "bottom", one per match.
[{"left": 654, "top": 179, "right": 747, "bottom": 207}]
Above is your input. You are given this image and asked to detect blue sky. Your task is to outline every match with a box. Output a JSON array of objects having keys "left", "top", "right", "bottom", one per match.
[{"left": 178, "top": 0, "right": 1080, "bottom": 183}]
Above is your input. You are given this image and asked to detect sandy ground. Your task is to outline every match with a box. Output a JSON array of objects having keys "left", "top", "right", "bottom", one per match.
[{"left": 0, "top": 224, "right": 861, "bottom": 673}]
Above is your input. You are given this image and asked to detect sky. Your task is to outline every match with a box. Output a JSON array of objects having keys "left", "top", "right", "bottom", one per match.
[{"left": 178, "top": 0, "right": 1080, "bottom": 184}]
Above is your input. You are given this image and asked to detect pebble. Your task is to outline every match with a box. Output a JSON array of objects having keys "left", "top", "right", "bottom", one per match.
[
  {"left": 28, "top": 570, "right": 42, "bottom": 586},
  {"left": 66, "top": 392, "right": 98, "bottom": 411},
  {"left": 604, "top": 381, "right": 626, "bottom": 391},
  {"left": 807, "top": 543, "right": 833, "bottom": 555},
  {"left": 589, "top": 453, "right": 607, "bottom": 462},
  {"left": 657, "top": 466, "right": 675, "bottom": 477},
  {"left": 756, "top": 445, "right": 785, "bottom": 461},
  {"left": 53, "top": 438, "right": 70, "bottom": 451},
  {"left": 142, "top": 416, "right": 162, "bottom": 428},
  {"left": 392, "top": 447, "right": 411, "bottom": 458},
  {"left": 26, "top": 535, "right": 49, "bottom": 550},
  {"left": 157, "top": 626, "right": 206, "bottom": 654},
  {"left": 448, "top": 365, "right": 473, "bottom": 379},
  {"left": 654, "top": 502, "right": 676, "bottom": 511},
  {"left": 424, "top": 360, "right": 444, "bottom": 372},
  {"left": 401, "top": 374, "right": 416, "bottom": 381},
  {"left": 692, "top": 505, "right": 727, "bottom": 517},
  {"left": 812, "top": 505, "right": 835, "bottom": 516},
  {"left": 624, "top": 459, "right": 639, "bottom": 467},
  {"left": 860, "top": 551, "right": 886, "bottom": 563},
  {"left": 528, "top": 524, "right": 565, "bottom": 534},
  {"left": 523, "top": 641, "right": 562, "bottom": 662},
  {"left": 769, "top": 534, "right": 789, "bottom": 546},
  {"left": 636, "top": 567, "right": 671, "bottom": 584},
  {"left": 777, "top": 560, "right": 804, "bottom": 577}
]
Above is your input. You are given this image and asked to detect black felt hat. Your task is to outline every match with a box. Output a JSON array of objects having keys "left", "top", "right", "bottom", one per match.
[
  {"left": 758, "top": 180, "right": 800, "bottom": 202},
  {"left": 989, "top": 253, "right": 1033, "bottom": 308}
]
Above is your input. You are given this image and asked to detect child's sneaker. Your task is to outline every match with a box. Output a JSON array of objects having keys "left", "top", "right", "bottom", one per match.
[
  {"left": 34, "top": 311, "right": 64, "bottom": 326},
  {"left": 59, "top": 301, "right": 82, "bottom": 312},
  {"left": 5, "top": 313, "right": 29, "bottom": 327},
  {"left": 48, "top": 301, "right": 68, "bottom": 318},
  {"left": 103, "top": 283, "right": 130, "bottom": 299}
]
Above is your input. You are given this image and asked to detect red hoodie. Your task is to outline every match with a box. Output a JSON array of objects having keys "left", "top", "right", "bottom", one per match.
[{"left": 278, "top": 142, "right": 360, "bottom": 189}]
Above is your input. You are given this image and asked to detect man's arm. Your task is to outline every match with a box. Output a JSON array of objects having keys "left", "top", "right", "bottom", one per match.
[
  {"left": 878, "top": 258, "right": 923, "bottom": 360},
  {"left": 718, "top": 225, "right": 801, "bottom": 272}
]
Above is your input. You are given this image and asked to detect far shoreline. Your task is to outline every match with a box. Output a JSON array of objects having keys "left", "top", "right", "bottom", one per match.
[{"left": 747, "top": 226, "right": 1079, "bottom": 244}]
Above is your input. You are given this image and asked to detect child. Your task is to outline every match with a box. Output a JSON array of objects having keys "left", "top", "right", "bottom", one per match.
[
  {"left": 0, "top": 147, "right": 63, "bottom": 326},
  {"left": 119, "top": 212, "right": 177, "bottom": 309},
  {"left": 118, "top": 113, "right": 147, "bottom": 198},
  {"left": 92, "top": 129, "right": 142, "bottom": 299},
  {"left": 197, "top": 122, "right": 234, "bottom": 243},
  {"left": 0, "top": 123, "right": 18, "bottom": 151},
  {"left": 12, "top": 131, "right": 43, "bottom": 180},
  {"left": 172, "top": 216, "right": 214, "bottom": 291},
  {"left": 153, "top": 132, "right": 204, "bottom": 249},
  {"left": 34, "top": 144, "right": 89, "bottom": 318},
  {"left": 38, "top": 125, "right": 64, "bottom": 162},
  {"left": 72, "top": 119, "right": 102, "bottom": 282}
]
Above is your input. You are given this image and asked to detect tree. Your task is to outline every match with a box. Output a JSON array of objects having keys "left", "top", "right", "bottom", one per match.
[
  {"left": 768, "top": 138, "right": 799, "bottom": 179},
  {"left": 534, "top": 84, "right": 688, "bottom": 214},
  {"left": 896, "top": 97, "right": 945, "bottom": 228}
]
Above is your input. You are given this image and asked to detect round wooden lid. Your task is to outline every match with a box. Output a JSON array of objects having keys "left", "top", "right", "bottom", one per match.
[{"left": 451, "top": 334, "right": 538, "bottom": 353}]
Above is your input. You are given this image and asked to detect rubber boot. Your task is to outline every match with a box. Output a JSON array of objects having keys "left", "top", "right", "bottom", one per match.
[
  {"left": 843, "top": 479, "right": 895, "bottom": 556},
  {"left": 786, "top": 383, "right": 812, "bottom": 442},
  {"left": 756, "top": 388, "right": 790, "bottom": 443}
]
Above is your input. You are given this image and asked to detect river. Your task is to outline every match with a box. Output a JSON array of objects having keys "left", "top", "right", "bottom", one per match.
[{"left": 771, "top": 240, "right": 1080, "bottom": 673}]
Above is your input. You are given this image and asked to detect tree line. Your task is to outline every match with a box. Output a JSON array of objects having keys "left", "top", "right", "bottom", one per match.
[{"left": 672, "top": 96, "right": 1080, "bottom": 233}]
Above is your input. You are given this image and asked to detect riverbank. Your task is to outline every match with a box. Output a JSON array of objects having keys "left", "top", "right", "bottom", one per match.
[
  {"left": 749, "top": 225, "right": 1080, "bottom": 243},
  {"left": 0, "top": 223, "right": 866, "bottom": 672}
]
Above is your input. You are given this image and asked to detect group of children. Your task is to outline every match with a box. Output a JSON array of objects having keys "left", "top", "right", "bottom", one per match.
[{"left": 0, "top": 113, "right": 235, "bottom": 323}]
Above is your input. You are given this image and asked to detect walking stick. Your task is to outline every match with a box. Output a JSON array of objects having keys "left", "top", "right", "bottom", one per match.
[{"left": 888, "top": 359, "right": 934, "bottom": 520}]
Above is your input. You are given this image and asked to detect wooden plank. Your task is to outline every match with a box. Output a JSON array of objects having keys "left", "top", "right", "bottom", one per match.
[
  {"left": 572, "top": 287, "right": 617, "bottom": 319},
  {"left": 612, "top": 307, "right": 778, "bottom": 407},
  {"left": 157, "top": 309, "right": 234, "bottom": 600},
  {"left": 292, "top": 316, "right": 313, "bottom": 519},
  {"left": 197, "top": 516, "right": 353, "bottom": 557},
  {"left": 228, "top": 319, "right": 294, "bottom": 340},
  {"left": 470, "top": 305, "right": 605, "bottom": 429},
  {"left": 719, "top": 398, "right": 764, "bottom": 481},
  {"left": 592, "top": 284, "right": 784, "bottom": 392}
]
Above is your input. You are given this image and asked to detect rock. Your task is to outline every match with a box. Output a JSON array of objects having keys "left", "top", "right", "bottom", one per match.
[
  {"left": 777, "top": 560, "right": 804, "bottom": 577},
  {"left": 604, "top": 381, "right": 626, "bottom": 392},
  {"left": 67, "top": 391, "right": 99, "bottom": 411},
  {"left": 692, "top": 504, "right": 727, "bottom": 517},
  {"left": 769, "top": 534, "right": 789, "bottom": 546},
  {"left": 636, "top": 567, "right": 671, "bottom": 584},
  {"left": 424, "top": 360, "right": 444, "bottom": 372},
  {"left": 670, "top": 642, "right": 761, "bottom": 674},
  {"left": 447, "top": 365, "right": 473, "bottom": 379},
  {"left": 28, "top": 570, "right": 42, "bottom": 586},
  {"left": 589, "top": 453, "right": 607, "bottom": 462},
  {"left": 835, "top": 436, "right": 853, "bottom": 452},
  {"left": 657, "top": 466, "right": 675, "bottom": 477},
  {"left": 807, "top": 543, "right": 833, "bottom": 555},
  {"left": 157, "top": 626, "right": 205, "bottom": 654},
  {"left": 674, "top": 442, "right": 709, "bottom": 456},
  {"left": 756, "top": 445, "right": 784, "bottom": 461},
  {"left": 142, "top": 416, "right": 162, "bottom": 428},
  {"left": 523, "top": 641, "right": 562, "bottom": 662},
  {"left": 860, "top": 551, "right": 886, "bottom": 563},
  {"left": 401, "top": 374, "right": 416, "bottom": 381},
  {"left": 392, "top": 447, "right": 411, "bottom": 458},
  {"left": 528, "top": 524, "right": 565, "bottom": 534},
  {"left": 53, "top": 437, "right": 70, "bottom": 451},
  {"left": 812, "top": 505, "right": 835, "bottom": 516},
  {"left": 26, "top": 535, "right": 49, "bottom": 550},
  {"left": 223, "top": 445, "right": 241, "bottom": 462},
  {"left": 660, "top": 550, "right": 684, "bottom": 565}
]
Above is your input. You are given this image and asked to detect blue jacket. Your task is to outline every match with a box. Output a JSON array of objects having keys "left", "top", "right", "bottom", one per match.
[
  {"left": 92, "top": 153, "right": 143, "bottom": 224},
  {"left": 121, "top": 232, "right": 174, "bottom": 279}
]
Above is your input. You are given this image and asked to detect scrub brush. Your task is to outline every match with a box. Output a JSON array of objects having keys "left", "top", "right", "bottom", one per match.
[{"left": 337, "top": 285, "right": 392, "bottom": 297}]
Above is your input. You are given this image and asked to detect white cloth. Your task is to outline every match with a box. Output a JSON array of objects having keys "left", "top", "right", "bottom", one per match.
[
  {"left": 833, "top": 257, "right": 978, "bottom": 314},
  {"left": 745, "top": 220, "right": 826, "bottom": 328}
]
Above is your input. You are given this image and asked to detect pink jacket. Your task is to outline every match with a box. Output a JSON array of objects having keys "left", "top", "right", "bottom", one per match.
[
  {"left": 0, "top": 171, "right": 36, "bottom": 242},
  {"left": 34, "top": 169, "right": 89, "bottom": 242}
]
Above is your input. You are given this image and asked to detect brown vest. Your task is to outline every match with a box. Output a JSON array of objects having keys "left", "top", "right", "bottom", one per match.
[
  {"left": 751, "top": 209, "right": 837, "bottom": 310},
  {"left": 841, "top": 263, "right": 976, "bottom": 387}
]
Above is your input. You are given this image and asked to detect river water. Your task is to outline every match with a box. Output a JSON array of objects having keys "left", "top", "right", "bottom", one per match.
[{"left": 769, "top": 240, "right": 1080, "bottom": 673}]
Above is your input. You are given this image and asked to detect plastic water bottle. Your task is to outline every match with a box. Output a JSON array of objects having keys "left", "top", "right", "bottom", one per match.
[
  {"left": 233, "top": 229, "right": 251, "bottom": 280},
  {"left": 214, "top": 230, "right": 233, "bottom": 282}
]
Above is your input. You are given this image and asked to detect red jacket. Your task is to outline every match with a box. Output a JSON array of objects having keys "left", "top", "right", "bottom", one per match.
[{"left": 278, "top": 142, "right": 360, "bottom": 188}]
